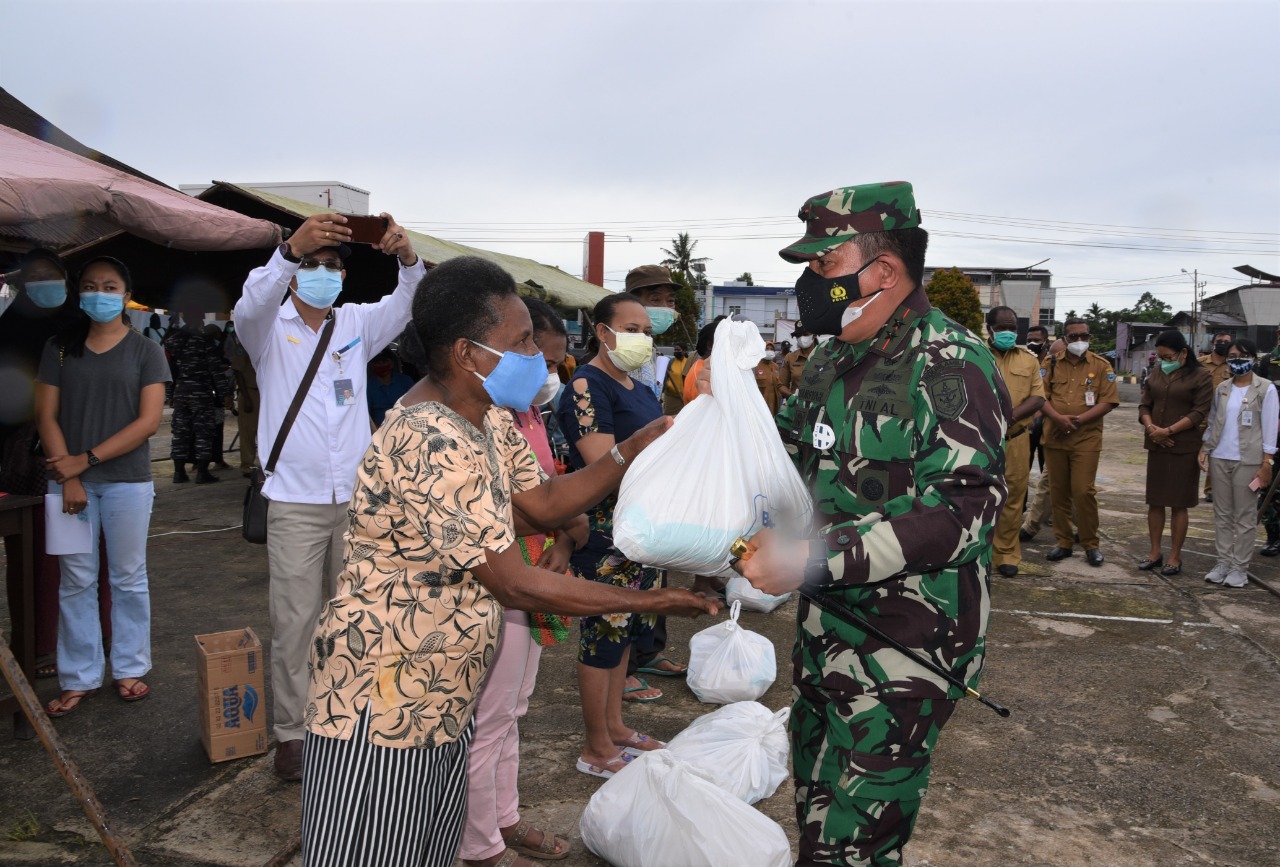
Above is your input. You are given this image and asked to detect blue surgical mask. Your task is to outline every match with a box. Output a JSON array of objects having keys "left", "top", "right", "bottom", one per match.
[
  {"left": 79, "top": 291, "right": 124, "bottom": 323},
  {"left": 294, "top": 268, "right": 343, "bottom": 309},
  {"left": 25, "top": 279, "right": 67, "bottom": 309},
  {"left": 645, "top": 306, "right": 677, "bottom": 336},
  {"left": 992, "top": 331, "right": 1017, "bottom": 351},
  {"left": 471, "top": 340, "right": 548, "bottom": 409}
]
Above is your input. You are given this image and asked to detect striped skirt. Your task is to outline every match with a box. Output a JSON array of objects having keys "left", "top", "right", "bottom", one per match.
[{"left": 301, "top": 708, "right": 475, "bottom": 867}]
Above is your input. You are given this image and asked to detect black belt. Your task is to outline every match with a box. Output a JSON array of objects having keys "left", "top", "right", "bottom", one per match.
[{"left": 1006, "top": 427, "right": 1028, "bottom": 441}]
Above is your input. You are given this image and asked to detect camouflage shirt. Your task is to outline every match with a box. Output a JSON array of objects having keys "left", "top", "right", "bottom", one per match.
[{"left": 778, "top": 285, "right": 1011, "bottom": 698}]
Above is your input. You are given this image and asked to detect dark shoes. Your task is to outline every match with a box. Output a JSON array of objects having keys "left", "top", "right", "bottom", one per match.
[
  {"left": 173, "top": 466, "right": 189, "bottom": 483},
  {"left": 996, "top": 565, "right": 1019, "bottom": 577},
  {"left": 1261, "top": 540, "right": 1280, "bottom": 557},
  {"left": 1137, "top": 555, "right": 1164, "bottom": 571},
  {"left": 1161, "top": 562, "right": 1182, "bottom": 576},
  {"left": 1086, "top": 548, "right": 1104, "bottom": 567},
  {"left": 274, "top": 740, "right": 303, "bottom": 782},
  {"left": 1019, "top": 528, "right": 1036, "bottom": 542},
  {"left": 194, "top": 464, "right": 220, "bottom": 484},
  {"left": 1046, "top": 547, "right": 1073, "bottom": 561}
]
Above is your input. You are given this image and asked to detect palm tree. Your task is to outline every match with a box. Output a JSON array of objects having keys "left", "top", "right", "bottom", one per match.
[{"left": 660, "top": 233, "right": 709, "bottom": 287}]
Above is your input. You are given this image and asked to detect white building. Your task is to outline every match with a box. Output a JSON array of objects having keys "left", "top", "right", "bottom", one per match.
[
  {"left": 701, "top": 282, "right": 800, "bottom": 343},
  {"left": 923, "top": 266, "right": 1055, "bottom": 329}
]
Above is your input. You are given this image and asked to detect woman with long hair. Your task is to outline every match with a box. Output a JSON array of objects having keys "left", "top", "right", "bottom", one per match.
[{"left": 35, "top": 256, "right": 170, "bottom": 715}]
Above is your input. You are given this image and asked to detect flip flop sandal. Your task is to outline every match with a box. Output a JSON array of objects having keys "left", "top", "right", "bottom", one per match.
[
  {"left": 575, "top": 752, "right": 634, "bottom": 779},
  {"left": 613, "top": 731, "right": 667, "bottom": 757},
  {"left": 115, "top": 679, "right": 150, "bottom": 702},
  {"left": 45, "top": 689, "right": 97, "bottom": 718},
  {"left": 621, "top": 676, "right": 661, "bottom": 703},
  {"left": 636, "top": 656, "right": 687, "bottom": 677},
  {"left": 505, "top": 821, "right": 571, "bottom": 861},
  {"left": 36, "top": 661, "right": 58, "bottom": 679}
]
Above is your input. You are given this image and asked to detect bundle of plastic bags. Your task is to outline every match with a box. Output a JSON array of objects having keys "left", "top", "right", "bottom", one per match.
[
  {"left": 686, "top": 601, "right": 777, "bottom": 704},
  {"left": 725, "top": 574, "right": 791, "bottom": 613},
  {"left": 666, "top": 701, "right": 791, "bottom": 805},
  {"left": 612, "top": 318, "right": 811, "bottom": 577},
  {"left": 579, "top": 749, "right": 792, "bottom": 867}
]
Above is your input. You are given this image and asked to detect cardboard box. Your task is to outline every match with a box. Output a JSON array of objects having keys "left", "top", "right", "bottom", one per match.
[{"left": 195, "top": 628, "right": 267, "bottom": 763}]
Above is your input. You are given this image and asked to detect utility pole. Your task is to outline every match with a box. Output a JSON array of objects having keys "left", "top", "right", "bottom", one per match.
[{"left": 1185, "top": 268, "right": 1207, "bottom": 351}]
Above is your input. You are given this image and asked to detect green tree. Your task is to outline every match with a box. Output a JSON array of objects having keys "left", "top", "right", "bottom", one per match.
[
  {"left": 1131, "top": 291, "right": 1172, "bottom": 322},
  {"left": 664, "top": 270, "right": 701, "bottom": 347},
  {"left": 736, "top": 272, "right": 754, "bottom": 286},
  {"left": 925, "top": 267, "right": 984, "bottom": 334},
  {"left": 660, "top": 233, "right": 711, "bottom": 344}
]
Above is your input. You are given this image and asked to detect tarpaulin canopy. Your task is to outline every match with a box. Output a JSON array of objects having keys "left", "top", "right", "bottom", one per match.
[{"left": 0, "top": 125, "right": 281, "bottom": 252}]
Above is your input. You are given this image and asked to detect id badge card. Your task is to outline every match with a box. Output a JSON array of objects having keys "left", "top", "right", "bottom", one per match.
[
  {"left": 1084, "top": 391, "right": 1096, "bottom": 407},
  {"left": 1242, "top": 410, "right": 1254, "bottom": 428},
  {"left": 333, "top": 378, "right": 356, "bottom": 407}
]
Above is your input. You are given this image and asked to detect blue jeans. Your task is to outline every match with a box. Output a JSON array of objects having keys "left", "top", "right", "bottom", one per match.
[{"left": 55, "top": 480, "right": 154, "bottom": 691}]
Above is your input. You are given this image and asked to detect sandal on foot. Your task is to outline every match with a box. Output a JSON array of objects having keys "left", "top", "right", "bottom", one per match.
[
  {"left": 575, "top": 752, "right": 634, "bottom": 779},
  {"left": 45, "top": 689, "right": 96, "bottom": 718},
  {"left": 504, "top": 820, "right": 570, "bottom": 860},
  {"left": 636, "top": 656, "right": 687, "bottom": 677},
  {"left": 35, "top": 660, "right": 57, "bottom": 679},
  {"left": 613, "top": 731, "right": 666, "bottom": 756},
  {"left": 621, "top": 676, "right": 661, "bottom": 703},
  {"left": 115, "top": 679, "right": 150, "bottom": 702}
]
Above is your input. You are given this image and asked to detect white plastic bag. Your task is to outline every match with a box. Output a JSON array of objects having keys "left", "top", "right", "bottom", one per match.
[
  {"left": 612, "top": 318, "right": 811, "bottom": 576},
  {"left": 725, "top": 574, "right": 791, "bottom": 613},
  {"left": 580, "top": 749, "right": 792, "bottom": 867},
  {"left": 666, "top": 701, "right": 791, "bottom": 804},
  {"left": 686, "top": 601, "right": 777, "bottom": 704}
]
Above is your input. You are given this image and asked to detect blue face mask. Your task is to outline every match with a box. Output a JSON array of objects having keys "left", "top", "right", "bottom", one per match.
[
  {"left": 79, "top": 291, "right": 124, "bottom": 323},
  {"left": 471, "top": 340, "right": 548, "bottom": 409},
  {"left": 25, "top": 279, "right": 67, "bottom": 309},
  {"left": 645, "top": 306, "right": 677, "bottom": 336},
  {"left": 992, "top": 331, "right": 1017, "bottom": 351},
  {"left": 294, "top": 268, "right": 343, "bottom": 309}
]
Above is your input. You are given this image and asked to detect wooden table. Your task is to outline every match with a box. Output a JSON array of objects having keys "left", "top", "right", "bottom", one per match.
[{"left": 0, "top": 494, "right": 42, "bottom": 739}]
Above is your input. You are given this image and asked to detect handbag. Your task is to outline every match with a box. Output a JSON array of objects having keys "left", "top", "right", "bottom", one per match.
[{"left": 242, "top": 314, "right": 336, "bottom": 544}]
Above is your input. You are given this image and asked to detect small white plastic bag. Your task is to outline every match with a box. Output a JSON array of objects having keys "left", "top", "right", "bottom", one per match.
[
  {"left": 579, "top": 749, "right": 792, "bottom": 867},
  {"left": 725, "top": 574, "right": 791, "bottom": 613},
  {"left": 666, "top": 701, "right": 791, "bottom": 804},
  {"left": 612, "top": 318, "right": 811, "bottom": 575},
  {"left": 686, "top": 600, "right": 777, "bottom": 704}
]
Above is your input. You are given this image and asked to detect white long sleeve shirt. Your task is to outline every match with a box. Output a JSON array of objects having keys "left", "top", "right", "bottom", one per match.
[
  {"left": 233, "top": 247, "right": 425, "bottom": 504},
  {"left": 1205, "top": 378, "right": 1279, "bottom": 462}
]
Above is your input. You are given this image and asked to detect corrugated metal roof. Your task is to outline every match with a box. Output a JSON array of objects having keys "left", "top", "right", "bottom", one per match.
[{"left": 225, "top": 184, "right": 611, "bottom": 312}]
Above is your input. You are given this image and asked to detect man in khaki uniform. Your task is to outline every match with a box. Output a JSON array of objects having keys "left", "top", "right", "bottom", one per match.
[
  {"left": 1042, "top": 318, "right": 1120, "bottom": 566},
  {"left": 778, "top": 324, "right": 816, "bottom": 399},
  {"left": 988, "top": 306, "right": 1045, "bottom": 577},
  {"left": 1022, "top": 336, "right": 1064, "bottom": 540},
  {"left": 1197, "top": 330, "right": 1233, "bottom": 502}
]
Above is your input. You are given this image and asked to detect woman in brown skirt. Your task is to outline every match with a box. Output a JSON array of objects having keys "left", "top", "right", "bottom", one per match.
[{"left": 1138, "top": 330, "right": 1214, "bottom": 574}]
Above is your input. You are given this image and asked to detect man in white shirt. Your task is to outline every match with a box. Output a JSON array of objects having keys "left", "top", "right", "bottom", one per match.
[{"left": 233, "top": 212, "right": 423, "bottom": 780}]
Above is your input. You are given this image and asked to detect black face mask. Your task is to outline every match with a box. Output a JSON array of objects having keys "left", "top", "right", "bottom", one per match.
[
  {"left": 1214, "top": 341, "right": 1230, "bottom": 356},
  {"left": 1026, "top": 341, "right": 1043, "bottom": 352},
  {"left": 794, "top": 256, "right": 883, "bottom": 337}
]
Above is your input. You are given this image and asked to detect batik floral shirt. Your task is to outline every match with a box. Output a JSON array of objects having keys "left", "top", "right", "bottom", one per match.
[{"left": 305, "top": 401, "right": 545, "bottom": 749}]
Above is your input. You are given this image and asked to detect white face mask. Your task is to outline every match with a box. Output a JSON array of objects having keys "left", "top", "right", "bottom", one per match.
[
  {"left": 797, "top": 336, "right": 815, "bottom": 350},
  {"left": 1066, "top": 340, "right": 1089, "bottom": 357},
  {"left": 532, "top": 371, "right": 560, "bottom": 406},
  {"left": 840, "top": 289, "right": 885, "bottom": 329}
]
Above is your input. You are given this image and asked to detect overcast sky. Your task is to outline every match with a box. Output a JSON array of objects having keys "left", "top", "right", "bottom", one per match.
[{"left": 8, "top": 0, "right": 1279, "bottom": 314}]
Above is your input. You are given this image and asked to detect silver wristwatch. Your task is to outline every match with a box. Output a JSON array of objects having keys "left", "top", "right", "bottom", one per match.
[{"left": 609, "top": 444, "right": 626, "bottom": 466}]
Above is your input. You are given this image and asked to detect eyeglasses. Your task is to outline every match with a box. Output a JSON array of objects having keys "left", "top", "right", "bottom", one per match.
[
  {"left": 299, "top": 258, "right": 343, "bottom": 272},
  {"left": 1066, "top": 334, "right": 1090, "bottom": 342}
]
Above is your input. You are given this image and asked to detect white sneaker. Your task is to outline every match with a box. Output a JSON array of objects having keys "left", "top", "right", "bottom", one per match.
[
  {"left": 1224, "top": 569, "right": 1249, "bottom": 588},
  {"left": 1205, "top": 563, "right": 1230, "bottom": 584}
]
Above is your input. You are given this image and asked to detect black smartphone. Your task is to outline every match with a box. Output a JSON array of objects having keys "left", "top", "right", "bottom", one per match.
[{"left": 342, "top": 214, "right": 389, "bottom": 245}]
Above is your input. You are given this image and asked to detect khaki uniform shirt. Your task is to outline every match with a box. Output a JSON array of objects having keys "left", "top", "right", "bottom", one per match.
[
  {"left": 779, "top": 347, "right": 813, "bottom": 393},
  {"left": 1042, "top": 349, "right": 1120, "bottom": 451},
  {"left": 994, "top": 346, "right": 1047, "bottom": 437},
  {"left": 754, "top": 359, "right": 782, "bottom": 414},
  {"left": 1197, "top": 354, "right": 1232, "bottom": 390}
]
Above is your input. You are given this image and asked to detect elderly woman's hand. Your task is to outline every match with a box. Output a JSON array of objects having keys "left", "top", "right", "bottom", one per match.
[{"left": 617, "top": 415, "right": 674, "bottom": 463}]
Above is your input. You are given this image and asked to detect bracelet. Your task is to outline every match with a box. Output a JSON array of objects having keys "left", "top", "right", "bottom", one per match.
[{"left": 609, "top": 444, "right": 626, "bottom": 466}]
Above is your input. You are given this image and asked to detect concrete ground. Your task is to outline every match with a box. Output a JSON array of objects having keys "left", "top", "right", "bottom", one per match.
[{"left": 3, "top": 392, "right": 1280, "bottom": 866}]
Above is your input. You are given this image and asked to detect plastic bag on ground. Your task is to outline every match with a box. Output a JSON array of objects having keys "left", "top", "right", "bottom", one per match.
[
  {"left": 725, "top": 573, "right": 791, "bottom": 613},
  {"left": 612, "top": 318, "right": 812, "bottom": 576},
  {"left": 666, "top": 701, "right": 791, "bottom": 805},
  {"left": 686, "top": 600, "right": 777, "bottom": 704},
  {"left": 579, "top": 749, "right": 792, "bottom": 867}
]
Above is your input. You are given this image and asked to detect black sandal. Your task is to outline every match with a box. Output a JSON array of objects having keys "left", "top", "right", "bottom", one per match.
[
  {"left": 1161, "top": 562, "right": 1182, "bottom": 576},
  {"left": 1137, "top": 555, "right": 1164, "bottom": 571}
]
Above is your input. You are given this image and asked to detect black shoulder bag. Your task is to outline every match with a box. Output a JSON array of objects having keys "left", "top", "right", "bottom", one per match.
[{"left": 242, "top": 314, "right": 336, "bottom": 544}]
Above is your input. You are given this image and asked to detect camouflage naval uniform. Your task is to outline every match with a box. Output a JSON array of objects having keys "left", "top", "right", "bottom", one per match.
[
  {"left": 778, "top": 289, "right": 1011, "bottom": 866},
  {"left": 164, "top": 326, "right": 230, "bottom": 465}
]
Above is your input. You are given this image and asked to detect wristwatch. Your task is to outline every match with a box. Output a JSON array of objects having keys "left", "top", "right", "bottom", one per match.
[
  {"left": 85, "top": 450, "right": 100, "bottom": 467},
  {"left": 609, "top": 444, "right": 626, "bottom": 466},
  {"left": 278, "top": 242, "right": 301, "bottom": 264}
]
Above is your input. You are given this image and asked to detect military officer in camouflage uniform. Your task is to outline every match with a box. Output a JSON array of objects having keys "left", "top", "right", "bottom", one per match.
[
  {"left": 164, "top": 309, "right": 230, "bottom": 484},
  {"left": 734, "top": 182, "right": 1011, "bottom": 866}
]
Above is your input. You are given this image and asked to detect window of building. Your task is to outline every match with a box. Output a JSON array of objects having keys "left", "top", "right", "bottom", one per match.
[
  {"left": 728, "top": 305, "right": 741, "bottom": 316},
  {"left": 1039, "top": 309, "right": 1055, "bottom": 326}
]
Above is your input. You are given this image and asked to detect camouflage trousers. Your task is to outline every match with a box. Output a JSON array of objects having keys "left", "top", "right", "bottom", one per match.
[
  {"left": 170, "top": 393, "right": 220, "bottom": 463},
  {"left": 792, "top": 683, "right": 956, "bottom": 866}
]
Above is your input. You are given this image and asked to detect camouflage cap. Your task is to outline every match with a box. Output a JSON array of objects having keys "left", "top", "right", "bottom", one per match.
[{"left": 778, "top": 181, "right": 921, "bottom": 264}]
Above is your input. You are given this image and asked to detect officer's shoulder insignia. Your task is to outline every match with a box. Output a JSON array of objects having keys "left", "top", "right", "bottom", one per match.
[
  {"left": 927, "top": 373, "right": 969, "bottom": 420},
  {"left": 1039, "top": 368, "right": 1048, "bottom": 377},
  {"left": 1107, "top": 372, "right": 1116, "bottom": 381}
]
